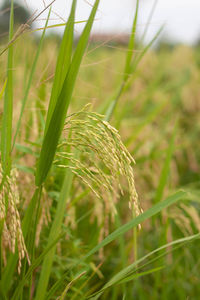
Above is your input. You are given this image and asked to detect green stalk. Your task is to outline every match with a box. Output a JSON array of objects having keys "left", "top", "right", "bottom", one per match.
[
  {"left": 0, "top": 2, "right": 14, "bottom": 289},
  {"left": 105, "top": 0, "right": 139, "bottom": 121},
  {"left": 35, "top": 0, "right": 100, "bottom": 186},
  {"left": 35, "top": 1, "right": 100, "bottom": 298},
  {"left": 140, "top": 0, "right": 159, "bottom": 45},
  {"left": 123, "top": 0, "right": 139, "bottom": 83},
  {"left": 1, "top": 0, "right": 14, "bottom": 176}
]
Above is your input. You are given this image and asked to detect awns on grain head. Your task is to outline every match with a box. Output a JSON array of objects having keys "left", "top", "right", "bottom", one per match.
[{"left": 54, "top": 106, "right": 142, "bottom": 237}]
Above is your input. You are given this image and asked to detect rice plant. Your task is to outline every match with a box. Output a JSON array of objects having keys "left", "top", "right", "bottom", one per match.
[{"left": 0, "top": 1, "right": 199, "bottom": 299}]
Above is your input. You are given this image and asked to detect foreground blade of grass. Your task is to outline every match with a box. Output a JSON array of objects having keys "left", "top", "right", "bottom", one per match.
[
  {"left": 46, "top": 191, "right": 186, "bottom": 298},
  {"left": 12, "top": 9, "right": 51, "bottom": 150},
  {"left": 35, "top": 0, "right": 100, "bottom": 186},
  {"left": 1, "top": 0, "right": 14, "bottom": 175},
  {"left": 44, "top": 0, "right": 77, "bottom": 134},
  {"left": 89, "top": 232, "right": 200, "bottom": 299}
]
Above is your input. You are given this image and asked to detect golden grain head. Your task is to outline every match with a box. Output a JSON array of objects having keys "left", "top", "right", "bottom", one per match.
[
  {"left": 0, "top": 163, "right": 30, "bottom": 273},
  {"left": 54, "top": 106, "right": 142, "bottom": 239}
]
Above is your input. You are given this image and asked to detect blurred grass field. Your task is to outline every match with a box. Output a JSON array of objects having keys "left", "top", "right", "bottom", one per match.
[
  {"left": 2, "top": 39, "right": 199, "bottom": 197},
  {"left": 0, "top": 1, "right": 200, "bottom": 299}
]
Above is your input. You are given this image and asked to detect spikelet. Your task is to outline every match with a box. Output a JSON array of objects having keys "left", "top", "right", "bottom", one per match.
[
  {"left": 0, "top": 163, "right": 30, "bottom": 273},
  {"left": 54, "top": 106, "right": 142, "bottom": 238}
]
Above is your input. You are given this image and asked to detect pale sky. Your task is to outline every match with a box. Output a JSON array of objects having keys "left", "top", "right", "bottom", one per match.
[{"left": 15, "top": 0, "right": 200, "bottom": 45}]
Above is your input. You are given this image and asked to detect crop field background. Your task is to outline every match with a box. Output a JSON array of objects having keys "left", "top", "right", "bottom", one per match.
[{"left": 0, "top": 0, "right": 200, "bottom": 299}]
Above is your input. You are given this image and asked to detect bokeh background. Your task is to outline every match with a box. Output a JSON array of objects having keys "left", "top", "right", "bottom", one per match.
[
  {"left": 0, "top": 1, "right": 200, "bottom": 299},
  {"left": 8, "top": 0, "right": 200, "bottom": 45}
]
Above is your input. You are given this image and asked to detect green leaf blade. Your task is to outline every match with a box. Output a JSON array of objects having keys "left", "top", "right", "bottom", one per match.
[
  {"left": 1, "top": 0, "right": 14, "bottom": 175},
  {"left": 35, "top": 0, "right": 100, "bottom": 186}
]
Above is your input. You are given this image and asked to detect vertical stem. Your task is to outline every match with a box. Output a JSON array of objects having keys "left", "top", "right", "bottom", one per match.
[{"left": 1, "top": 0, "right": 14, "bottom": 176}]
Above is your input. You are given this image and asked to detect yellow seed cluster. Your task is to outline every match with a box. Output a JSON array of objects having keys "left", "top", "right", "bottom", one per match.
[
  {"left": 54, "top": 107, "right": 142, "bottom": 238},
  {"left": 0, "top": 164, "right": 30, "bottom": 273}
]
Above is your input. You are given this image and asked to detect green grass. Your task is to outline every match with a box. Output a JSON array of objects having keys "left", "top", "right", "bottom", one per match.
[{"left": 0, "top": 1, "right": 200, "bottom": 299}]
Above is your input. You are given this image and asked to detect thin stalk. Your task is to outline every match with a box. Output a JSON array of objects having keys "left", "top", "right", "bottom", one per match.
[
  {"left": 140, "top": 0, "right": 159, "bottom": 45},
  {"left": 35, "top": 0, "right": 100, "bottom": 186},
  {"left": 1, "top": 0, "right": 14, "bottom": 176},
  {"left": 105, "top": 0, "right": 139, "bottom": 121}
]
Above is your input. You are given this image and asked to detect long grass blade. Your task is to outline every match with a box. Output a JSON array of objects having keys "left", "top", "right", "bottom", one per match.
[
  {"left": 123, "top": 0, "right": 139, "bottom": 82},
  {"left": 140, "top": 0, "right": 159, "bottom": 45},
  {"left": 122, "top": 25, "right": 164, "bottom": 95},
  {"left": 131, "top": 25, "right": 164, "bottom": 75},
  {"left": 44, "top": 0, "right": 77, "bottom": 134},
  {"left": 116, "top": 266, "right": 164, "bottom": 285},
  {"left": 1, "top": 0, "right": 14, "bottom": 175},
  {"left": 35, "top": 0, "right": 100, "bottom": 186},
  {"left": 105, "top": 0, "right": 139, "bottom": 121}
]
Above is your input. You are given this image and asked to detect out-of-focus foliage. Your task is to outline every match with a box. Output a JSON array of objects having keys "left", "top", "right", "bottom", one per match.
[
  {"left": 0, "top": 0, "right": 31, "bottom": 38},
  {"left": 0, "top": 0, "right": 200, "bottom": 291}
]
